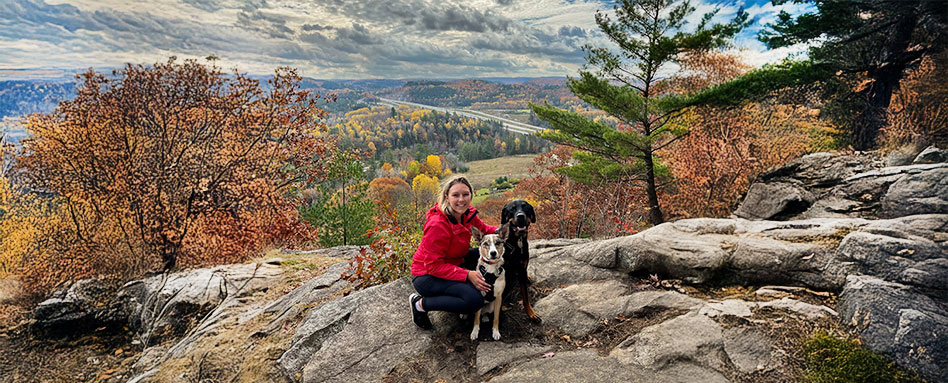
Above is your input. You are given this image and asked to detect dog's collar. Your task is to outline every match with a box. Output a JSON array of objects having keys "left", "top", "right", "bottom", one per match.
[{"left": 480, "top": 255, "right": 499, "bottom": 265}]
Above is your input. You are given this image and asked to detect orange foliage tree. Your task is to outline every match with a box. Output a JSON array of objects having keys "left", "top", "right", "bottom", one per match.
[
  {"left": 881, "top": 54, "right": 948, "bottom": 150},
  {"left": 510, "top": 146, "right": 647, "bottom": 239},
  {"left": 13, "top": 58, "right": 333, "bottom": 295},
  {"left": 661, "top": 51, "right": 840, "bottom": 218}
]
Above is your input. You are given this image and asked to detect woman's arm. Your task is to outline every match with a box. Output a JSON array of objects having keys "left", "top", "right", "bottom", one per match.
[
  {"left": 470, "top": 213, "right": 498, "bottom": 235},
  {"left": 416, "top": 223, "right": 469, "bottom": 281}
]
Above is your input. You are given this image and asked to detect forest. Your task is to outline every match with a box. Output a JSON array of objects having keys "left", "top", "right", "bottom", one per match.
[{"left": 0, "top": 0, "right": 944, "bottom": 309}]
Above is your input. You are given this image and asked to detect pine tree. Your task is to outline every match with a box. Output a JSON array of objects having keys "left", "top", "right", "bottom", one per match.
[
  {"left": 758, "top": 0, "right": 947, "bottom": 150},
  {"left": 532, "top": 0, "right": 747, "bottom": 225}
]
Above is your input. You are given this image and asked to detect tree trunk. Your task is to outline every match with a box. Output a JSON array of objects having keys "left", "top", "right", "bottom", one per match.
[
  {"left": 643, "top": 149, "right": 664, "bottom": 225},
  {"left": 852, "top": 4, "right": 920, "bottom": 150}
]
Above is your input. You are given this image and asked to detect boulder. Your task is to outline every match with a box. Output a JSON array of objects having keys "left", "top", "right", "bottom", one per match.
[
  {"left": 733, "top": 182, "right": 813, "bottom": 220},
  {"left": 279, "top": 278, "right": 446, "bottom": 383},
  {"left": 610, "top": 312, "right": 727, "bottom": 372},
  {"left": 881, "top": 166, "right": 948, "bottom": 217},
  {"left": 32, "top": 278, "right": 126, "bottom": 337},
  {"left": 913, "top": 146, "right": 948, "bottom": 164},
  {"left": 837, "top": 275, "right": 948, "bottom": 382}
]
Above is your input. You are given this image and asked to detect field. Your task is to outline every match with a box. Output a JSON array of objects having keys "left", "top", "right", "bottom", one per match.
[{"left": 460, "top": 154, "right": 541, "bottom": 189}]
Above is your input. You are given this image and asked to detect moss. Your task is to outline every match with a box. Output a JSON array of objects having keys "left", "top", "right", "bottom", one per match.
[{"left": 803, "top": 332, "right": 927, "bottom": 383}]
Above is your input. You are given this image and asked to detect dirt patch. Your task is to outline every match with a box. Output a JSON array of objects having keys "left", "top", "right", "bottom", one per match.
[{"left": 0, "top": 328, "right": 139, "bottom": 383}]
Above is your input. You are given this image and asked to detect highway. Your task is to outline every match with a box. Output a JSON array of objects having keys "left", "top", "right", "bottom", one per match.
[{"left": 375, "top": 97, "right": 545, "bottom": 135}]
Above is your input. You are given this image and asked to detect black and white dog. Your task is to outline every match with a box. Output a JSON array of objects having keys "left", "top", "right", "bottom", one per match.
[
  {"left": 470, "top": 225, "right": 507, "bottom": 341},
  {"left": 500, "top": 200, "right": 540, "bottom": 322}
]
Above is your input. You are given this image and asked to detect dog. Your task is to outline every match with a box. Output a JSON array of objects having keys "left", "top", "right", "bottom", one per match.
[
  {"left": 470, "top": 225, "right": 507, "bottom": 341},
  {"left": 500, "top": 200, "right": 540, "bottom": 322}
]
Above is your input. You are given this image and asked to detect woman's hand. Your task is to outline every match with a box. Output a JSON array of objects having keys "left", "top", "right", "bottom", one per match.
[{"left": 467, "top": 270, "right": 490, "bottom": 292}]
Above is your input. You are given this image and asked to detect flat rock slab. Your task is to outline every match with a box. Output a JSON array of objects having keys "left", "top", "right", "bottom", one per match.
[
  {"left": 488, "top": 349, "right": 647, "bottom": 383},
  {"left": 611, "top": 312, "right": 726, "bottom": 372},
  {"left": 475, "top": 342, "right": 555, "bottom": 376},
  {"left": 279, "top": 278, "right": 439, "bottom": 383}
]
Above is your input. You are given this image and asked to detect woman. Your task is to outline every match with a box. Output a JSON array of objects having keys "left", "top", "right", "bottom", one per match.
[{"left": 409, "top": 176, "right": 497, "bottom": 330}]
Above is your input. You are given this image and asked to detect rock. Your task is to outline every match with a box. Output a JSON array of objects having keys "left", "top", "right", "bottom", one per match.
[
  {"left": 723, "top": 327, "right": 772, "bottom": 373},
  {"left": 758, "top": 298, "right": 838, "bottom": 319},
  {"left": 758, "top": 152, "right": 879, "bottom": 189},
  {"left": 475, "top": 342, "right": 554, "bottom": 376},
  {"left": 529, "top": 242, "right": 626, "bottom": 286},
  {"left": 279, "top": 278, "right": 440, "bottom": 383},
  {"left": 733, "top": 182, "right": 813, "bottom": 220},
  {"left": 700, "top": 300, "right": 755, "bottom": 318},
  {"left": 582, "top": 290, "right": 703, "bottom": 320},
  {"left": 837, "top": 230, "right": 943, "bottom": 284},
  {"left": 837, "top": 275, "right": 948, "bottom": 382},
  {"left": 611, "top": 312, "right": 726, "bottom": 372},
  {"left": 33, "top": 278, "right": 125, "bottom": 337},
  {"left": 120, "top": 263, "right": 284, "bottom": 345},
  {"left": 533, "top": 280, "right": 629, "bottom": 337},
  {"left": 913, "top": 146, "right": 948, "bottom": 164},
  {"left": 0, "top": 276, "right": 22, "bottom": 305},
  {"left": 882, "top": 166, "right": 948, "bottom": 217},
  {"left": 489, "top": 349, "right": 650, "bottom": 383},
  {"left": 617, "top": 223, "right": 730, "bottom": 284}
]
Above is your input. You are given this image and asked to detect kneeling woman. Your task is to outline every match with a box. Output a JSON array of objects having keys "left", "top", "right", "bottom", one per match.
[{"left": 409, "top": 176, "right": 496, "bottom": 329}]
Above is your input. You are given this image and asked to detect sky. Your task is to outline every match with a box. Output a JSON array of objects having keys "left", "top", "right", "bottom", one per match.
[{"left": 0, "top": 0, "right": 815, "bottom": 80}]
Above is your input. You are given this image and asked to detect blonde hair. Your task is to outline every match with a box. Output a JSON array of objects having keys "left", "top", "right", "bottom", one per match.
[{"left": 438, "top": 176, "right": 474, "bottom": 217}]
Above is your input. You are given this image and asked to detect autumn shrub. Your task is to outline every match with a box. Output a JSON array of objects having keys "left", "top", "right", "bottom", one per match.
[
  {"left": 881, "top": 54, "right": 948, "bottom": 150},
  {"left": 342, "top": 201, "right": 421, "bottom": 289},
  {"left": 511, "top": 146, "right": 648, "bottom": 239},
  {"left": 9, "top": 58, "right": 333, "bottom": 299},
  {"left": 662, "top": 103, "right": 840, "bottom": 218},
  {"left": 661, "top": 50, "right": 843, "bottom": 218}
]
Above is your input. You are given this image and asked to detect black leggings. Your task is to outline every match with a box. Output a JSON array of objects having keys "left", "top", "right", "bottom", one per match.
[{"left": 412, "top": 249, "right": 483, "bottom": 314}]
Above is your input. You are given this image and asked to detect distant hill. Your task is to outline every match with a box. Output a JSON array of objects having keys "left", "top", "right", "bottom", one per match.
[
  {"left": 0, "top": 81, "right": 76, "bottom": 119},
  {"left": 377, "top": 79, "right": 580, "bottom": 110},
  {"left": 0, "top": 68, "right": 572, "bottom": 119}
]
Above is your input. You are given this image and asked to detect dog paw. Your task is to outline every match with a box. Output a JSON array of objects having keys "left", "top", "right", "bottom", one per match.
[
  {"left": 492, "top": 329, "right": 501, "bottom": 341},
  {"left": 470, "top": 326, "right": 480, "bottom": 341},
  {"left": 459, "top": 313, "right": 468, "bottom": 320}
]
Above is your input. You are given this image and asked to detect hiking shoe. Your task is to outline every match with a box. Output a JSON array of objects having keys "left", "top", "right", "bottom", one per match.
[{"left": 410, "top": 294, "right": 432, "bottom": 330}]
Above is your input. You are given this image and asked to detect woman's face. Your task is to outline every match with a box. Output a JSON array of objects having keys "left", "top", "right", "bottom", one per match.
[{"left": 446, "top": 183, "right": 472, "bottom": 216}]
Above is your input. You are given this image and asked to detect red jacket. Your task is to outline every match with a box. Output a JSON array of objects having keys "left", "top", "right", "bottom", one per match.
[{"left": 411, "top": 204, "right": 497, "bottom": 281}]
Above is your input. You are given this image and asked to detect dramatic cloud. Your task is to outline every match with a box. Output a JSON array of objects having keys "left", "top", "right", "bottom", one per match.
[{"left": 0, "top": 0, "right": 814, "bottom": 79}]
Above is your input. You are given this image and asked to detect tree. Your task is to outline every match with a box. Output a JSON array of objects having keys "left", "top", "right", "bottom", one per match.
[
  {"left": 301, "top": 150, "right": 375, "bottom": 247},
  {"left": 758, "top": 0, "right": 948, "bottom": 149},
  {"left": 16, "top": 58, "right": 332, "bottom": 273},
  {"left": 532, "top": 0, "right": 747, "bottom": 225}
]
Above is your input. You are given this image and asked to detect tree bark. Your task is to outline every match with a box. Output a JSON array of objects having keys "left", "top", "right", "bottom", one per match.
[
  {"left": 643, "top": 147, "right": 664, "bottom": 225},
  {"left": 852, "top": 3, "right": 920, "bottom": 150}
]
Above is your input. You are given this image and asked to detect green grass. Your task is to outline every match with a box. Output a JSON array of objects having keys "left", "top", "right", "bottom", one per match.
[
  {"left": 803, "top": 332, "right": 927, "bottom": 383},
  {"left": 461, "top": 154, "right": 548, "bottom": 189},
  {"left": 471, "top": 188, "right": 491, "bottom": 204}
]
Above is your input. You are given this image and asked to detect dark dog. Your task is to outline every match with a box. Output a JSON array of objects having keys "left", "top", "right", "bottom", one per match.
[{"left": 500, "top": 200, "right": 540, "bottom": 322}]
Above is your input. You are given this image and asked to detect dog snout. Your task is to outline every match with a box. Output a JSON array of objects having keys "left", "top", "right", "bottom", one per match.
[{"left": 489, "top": 250, "right": 497, "bottom": 257}]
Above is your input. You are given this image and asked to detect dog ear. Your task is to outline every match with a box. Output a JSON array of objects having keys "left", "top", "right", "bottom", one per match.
[
  {"left": 501, "top": 203, "right": 511, "bottom": 224},
  {"left": 471, "top": 226, "right": 483, "bottom": 242},
  {"left": 497, "top": 224, "right": 509, "bottom": 241},
  {"left": 524, "top": 202, "right": 536, "bottom": 223}
]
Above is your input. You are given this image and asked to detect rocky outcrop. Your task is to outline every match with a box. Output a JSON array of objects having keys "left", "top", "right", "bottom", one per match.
[
  {"left": 21, "top": 151, "right": 947, "bottom": 383},
  {"left": 733, "top": 151, "right": 948, "bottom": 220}
]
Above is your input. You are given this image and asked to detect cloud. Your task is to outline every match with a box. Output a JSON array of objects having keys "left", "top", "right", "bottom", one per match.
[{"left": 0, "top": 0, "right": 817, "bottom": 79}]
